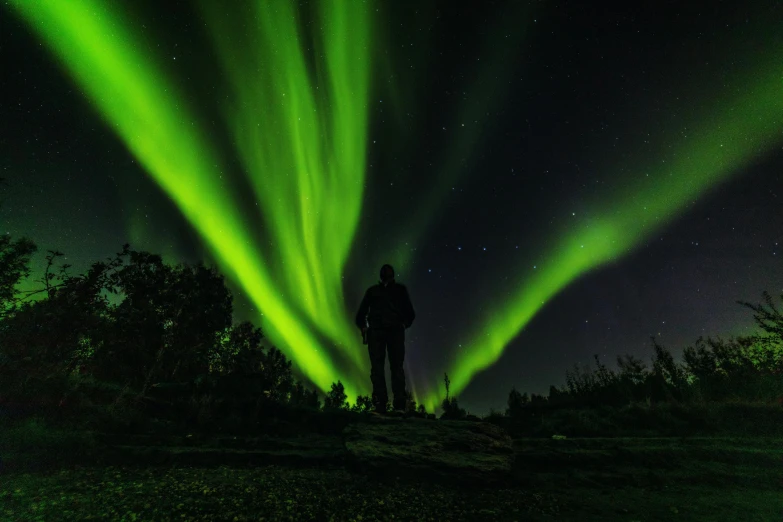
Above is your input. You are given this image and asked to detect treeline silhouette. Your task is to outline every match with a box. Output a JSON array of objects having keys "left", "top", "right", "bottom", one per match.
[
  {"left": 1, "top": 222, "right": 782, "bottom": 437},
  {"left": 439, "top": 294, "right": 783, "bottom": 435}
]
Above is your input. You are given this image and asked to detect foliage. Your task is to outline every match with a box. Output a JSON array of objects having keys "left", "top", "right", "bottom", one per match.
[
  {"left": 350, "top": 394, "right": 374, "bottom": 413},
  {"left": 289, "top": 380, "right": 321, "bottom": 410},
  {"left": 506, "top": 386, "right": 529, "bottom": 417},
  {"left": 0, "top": 244, "right": 319, "bottom": 431},
  {"left": 0, "top": 235, "right": 37, "bottom": 318},
  {"left": 440, "top": 396, "right": 466, "bottom": 419},
  {"left": 0, "top": 179, "right": 38, "bottom": 319},
  {"left": 403, "top": 391, "right": 425, "bottom": 415},
  {"left": 3, "top": 224, "right": 782, "bottom": 436},
  {"left": 0, "top": 250, "right": 114, "bottom": 412},
  {"left": 740, "top": 291, "right": 783, "bottom": 345},
  {"left": 324, "top": 381, "right": 348, "bottom": 410},
  {"left": 0, "top": 416, "right": 98, "bottom": 471},
  {"left": 97, "top": 248, "right": 234, "bottom": 391},
  {"left": 440, "top": 373, "right": 466, "bottom": 419},
  {"left": 497, "top": 290, "right": 783, "bottom": 435}
]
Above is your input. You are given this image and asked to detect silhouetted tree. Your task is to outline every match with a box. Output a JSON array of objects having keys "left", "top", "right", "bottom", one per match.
[
  {"left": 440, "top": 373, "right": 466, "bottom": 419},
  {"left": 529, "top": 393, "right": 547, "bottom": 408},
  {"left": 616, "top": 353, "right": 650, "bottom": 404},
  {"left": 547, "top": 384, "right": 569, "bottom": 407},
  {"left": 649, "top": 338, "right": 688, "bottom": 403},
  {"left": 210, "top": 321, "right": 265, "bottom": 375},
  {"left": 506, "top": 386, "right": 528, "bottom": 417},
  {"left": 324, "top": 381, "right": 348, "bottom": 410},
  {"left": 441, "top": 396, "right": 466, "bottom": 419},
  {"left": 350, "top": 394, "right": 373, "bottom": 413},
  {"left": 97, "top": 250, "right": 233, "bottom": 393},
  {"left": 0, "top": 236, "right": 36, "bottom": 319},
  {"left": 289, "top": 380, "right": 320, "bottom": 409},
  {"left": 565, "top": 361, "right": 597, "bottom": 404},
  {"left": 740, "top": 291, "right": 783, "bottom": 345},
  {"left": 0, "top": 250, "right": 116, "bottom": 410},
  {"left": 0, "top": 178, "right": 37, "bottom": 319},
  {"left": 402, "top": 391, "right": 422, "bottom": 414}
]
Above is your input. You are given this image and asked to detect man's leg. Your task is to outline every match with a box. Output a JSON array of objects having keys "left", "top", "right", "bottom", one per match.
[
  {"left": 388, "top": 327, "right": 407, "bottom": 411},
  {"left": 367, "top": 328, "right": 388, "bottom": 411}
]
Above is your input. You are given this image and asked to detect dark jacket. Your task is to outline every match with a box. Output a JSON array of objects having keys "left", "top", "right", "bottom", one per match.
[{"left": 355, "top": 280, "right": 416, "bottom": 330}]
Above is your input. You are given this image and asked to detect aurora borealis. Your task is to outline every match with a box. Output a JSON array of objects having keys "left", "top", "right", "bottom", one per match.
[{"left": 3, "top": 1, "right": 782, "bottom": 414}]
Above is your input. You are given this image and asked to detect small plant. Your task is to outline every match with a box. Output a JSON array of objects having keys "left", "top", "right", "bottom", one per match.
[{"left": 441, "top": 373, "right": 466, "bottom": 419}]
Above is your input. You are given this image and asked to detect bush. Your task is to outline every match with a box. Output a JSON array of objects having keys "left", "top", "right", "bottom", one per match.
[
  {"left": 289, "top": 380, "right": 320, "bottom": 410},
  {"left": 0, "top": 417, "right": 97, "bottom": 471},
  {"left": 440, "top": 396, "right": 466, "bottom": 420},
  {"left": 506, "top": 387, "right": 529, "bottom": 417},
  {"left": 351, "top": 394, "right": 374, "bottom": 413},
  {"left": 324, "top": 381, "right": 348, "bottom": 410}
]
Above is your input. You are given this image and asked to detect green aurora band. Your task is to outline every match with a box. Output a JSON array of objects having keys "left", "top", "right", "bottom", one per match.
[
  {"left": 417, "top": 56, "right": 783, "bottom": 412},
  {"left": 196, "top": 1, "right": 371, "bottom": 379},
  {"left": 8, "top": 0, "right": 782, "bottom": 412},
  {"left": 9, "top": 0, "right": 372, "bottom": 398}
]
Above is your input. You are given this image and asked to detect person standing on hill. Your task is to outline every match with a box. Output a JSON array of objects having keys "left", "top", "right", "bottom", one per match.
[{"left": 355, "top": 264, "right": 416, "bottom": 414}]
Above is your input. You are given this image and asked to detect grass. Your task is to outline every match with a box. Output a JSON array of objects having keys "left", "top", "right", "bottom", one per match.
[
  {"left": 3, "top": 410, "right": 783, "bottom": 521},
  {"left": 512, "top": 437, "right": 783, "bottom": 521},
  {"left": 0, "top": 417, "right": 98, "bottom": 471},
  {"left": 2, "top": 433, "right": 782, "bottom": 521},
  {"left": 1, "top": 465, "right": 557, "bottom": 521}
]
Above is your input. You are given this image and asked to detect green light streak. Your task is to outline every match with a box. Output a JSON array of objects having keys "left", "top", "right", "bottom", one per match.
[
  {"left": 8, "top": 0, "right": 370, "bottom": 397},
  {"left": 12, "top": 0, "right": 780, "bottom": 413},
  {"left": 198, "top": 1, "right": 372, "bottom": 390},
  {"left": 419, "top": 58, "right": 783, "bottom": 412}
]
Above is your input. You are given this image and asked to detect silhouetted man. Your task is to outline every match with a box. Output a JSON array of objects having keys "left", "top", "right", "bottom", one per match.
[{"left": 355, "top": 264, "right": 415, "bottom": 413}]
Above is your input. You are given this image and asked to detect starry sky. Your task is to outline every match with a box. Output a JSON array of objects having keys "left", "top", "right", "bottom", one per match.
[{"left": 2, "top": 0, "right": 782, "bottom": 415}]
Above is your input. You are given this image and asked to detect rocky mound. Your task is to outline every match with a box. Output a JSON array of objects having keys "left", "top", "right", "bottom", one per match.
[{"left": 343, "top": 417, "right": 514, "bottom": 484}]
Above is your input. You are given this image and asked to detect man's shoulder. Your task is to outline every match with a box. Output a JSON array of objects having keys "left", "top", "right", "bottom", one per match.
[
  {"left": 367, "top": 282, "right": 409, "bottom": 293},
  {"left": 391, "top": 282, "right": 410, "bottom": 296}
]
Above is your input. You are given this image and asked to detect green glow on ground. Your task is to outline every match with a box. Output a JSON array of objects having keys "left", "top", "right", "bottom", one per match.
[
  {"left": 417, "top": 58, "right": 783, "bottom": 412},
  {"left": 9, "top": 0, "right": 371, "bottom": 398}
]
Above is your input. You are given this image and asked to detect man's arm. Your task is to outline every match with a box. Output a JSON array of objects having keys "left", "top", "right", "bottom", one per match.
[{"left": 355, "top": 289, "right": 370, "bottom": 329}]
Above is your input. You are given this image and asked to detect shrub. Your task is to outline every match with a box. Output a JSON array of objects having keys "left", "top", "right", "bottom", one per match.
[
  {"left": 0, "top": 417, "right": 97, "bottom": 470},
  {"left": 441, "top": 396, "right": 466, "bottom": 420},
  {"left": 324, "top": 381, "right": 348, "bottom": 410},
  {"left": 351, "top": 394, "right": 373, "bottom": 413}
]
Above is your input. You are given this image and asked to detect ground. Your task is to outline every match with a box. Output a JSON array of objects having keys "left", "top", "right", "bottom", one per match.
[{"left": 1, "top": 429, "right": 781, "bottom": 521}]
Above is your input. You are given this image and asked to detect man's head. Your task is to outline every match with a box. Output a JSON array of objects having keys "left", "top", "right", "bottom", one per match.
[{"left": 380, "top": 264, "right": 395, "bottom": 284}]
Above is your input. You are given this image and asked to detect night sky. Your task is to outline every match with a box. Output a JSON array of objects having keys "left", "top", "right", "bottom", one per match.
[{"left": 2, "top": 0, "right": 782, "bottom": 415}]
